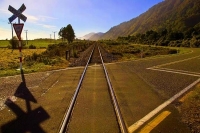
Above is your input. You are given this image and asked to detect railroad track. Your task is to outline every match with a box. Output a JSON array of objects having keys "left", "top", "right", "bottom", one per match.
[{"left": 59, "top": 44, "right": 127, "bottom": 133}]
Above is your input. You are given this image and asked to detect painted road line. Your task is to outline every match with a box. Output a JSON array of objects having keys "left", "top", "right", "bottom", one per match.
[
  {"left": 155, "top": 68, "right": 200, "bottom": 75},
  {"left": 128, "top": 78, "right": 200, "bottom": 133},
  {"left": 147, "top": 67, "right": 200, "bottom": 77},
  {"left": 41, "top": 80, "right": 59, "bottom": 97},
  {"left": 152, "top": 55, "right": 200, "bottom": 68},
  {"left": 139, "top": 111, "right": 171, "bottom": 133}
]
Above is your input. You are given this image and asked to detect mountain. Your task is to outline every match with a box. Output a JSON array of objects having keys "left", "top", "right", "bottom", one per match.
[
  {"left": 79, "top": 32, "right": 96, "bottom": 40},
  {"left": 89, "top": 32, "right": 104, "bottom": 40},
  {"left": 100, "top": 0, "right": 200, "bottom": 39}
]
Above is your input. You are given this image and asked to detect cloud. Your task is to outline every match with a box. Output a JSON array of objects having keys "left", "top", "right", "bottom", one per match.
[
  {"left": 39, "top": 15, "right": 57, "bottom": 20},
  {"left": 24, "top": 14, "right": 57, "bottom": 30},
  {"left": 25, "top": 14, "right": 57, "bottom": 23},
  {"left": 37, "top": 23, "right": 56, "bottom": 29},
  {"left": 26, "top": 14, "right": 39, "bottom": 22},
  {"left": 37, "top": 15, "right": 58, "bottom": 22},
  {"left": 0, "top": 9, "right": 9, "bottom": 14}
]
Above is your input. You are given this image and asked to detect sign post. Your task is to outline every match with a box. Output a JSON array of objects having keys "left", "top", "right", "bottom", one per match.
[{"left": 8, "top": 4, "right": 27, "bottom": 71}]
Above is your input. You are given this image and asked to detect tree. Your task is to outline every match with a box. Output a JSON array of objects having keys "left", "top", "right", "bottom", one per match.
[
  {"left": 9, "top": 36, "right": 26, "bottom": 49},
  {"left": 58, "top": 27, "right": 64, "bottom": 42},
  {"left": 58, "top": 24, "right": 75, "bottom": 43},
  {"left": 9, "top": 36, "right": 18, "bottom": 49}
]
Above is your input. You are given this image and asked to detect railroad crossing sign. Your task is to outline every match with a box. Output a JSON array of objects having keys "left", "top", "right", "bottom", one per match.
[
  {"left": 8, "top": 3, "right": 27, "bottom": 23},
  {"left": 13, "top": 24, "right": 24, "bottom": 40},
  {"left": 8, "top": 3, "right": 27, "bottom": 71}
]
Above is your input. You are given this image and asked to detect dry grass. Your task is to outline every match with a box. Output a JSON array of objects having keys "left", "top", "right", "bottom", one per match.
[
  {"left": 179, "top": 83, "right": 200, "bottom": 132},
  {"left": 0, "top": 48, "right": 70, "bottom": 77},
  {"left": 0, "top": 48, "right": 46, "bottom": 69}
]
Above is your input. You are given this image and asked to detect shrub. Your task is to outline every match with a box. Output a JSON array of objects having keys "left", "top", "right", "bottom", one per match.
[
  {"left": 29, "top": 44, "right": 36, "bottom": 49},
  {"left": 182, "top": 40, "right": 190, "bottom": 47},
  {"left": 168, "top": 49, "right": 177, "bottom": 54}
]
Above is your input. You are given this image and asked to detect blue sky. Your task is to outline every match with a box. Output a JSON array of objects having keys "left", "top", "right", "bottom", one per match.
[{"left": 0, "top": 0, "right": 163, "bottom": 40}]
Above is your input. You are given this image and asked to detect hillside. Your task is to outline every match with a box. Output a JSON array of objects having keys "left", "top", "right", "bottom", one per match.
[
  {"left": 100, "top": 0, "right": 200, "bottom": 40},
  {"left": 89, "top": 32, "right": 104, "bottom": 40},
  {"left": 79, "top": 32, "right": 96, "bottom": 40}
]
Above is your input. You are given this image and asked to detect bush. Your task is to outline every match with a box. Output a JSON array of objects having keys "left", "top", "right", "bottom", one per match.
[
  {"left": 190, "top": 38, "right": 200, "bottom": 47},
  {"left": 32, "top": 52, "right": 39, "bottom": 61},
  {"left": 168, "top": 49, "right": 178, "bottom": 54},
  {"left": 8, "top": 36, "right": 26, "bottom": 49},
  {"left": 29, "top": 44, "right": 36, "bottom": 49}
]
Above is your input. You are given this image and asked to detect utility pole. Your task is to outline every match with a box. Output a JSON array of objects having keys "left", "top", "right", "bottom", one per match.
[
  {"left": 8, "top": 22, "right": 13, "bottom": 40},
  {"left": 24, "top": 30, "right": 28, "bottom": 45},
  {"left": 50, "top": 34, "right": 51, "bottom": 43},
  {"left": 53, "top": 31, "right": 56, "bottom": 43}
]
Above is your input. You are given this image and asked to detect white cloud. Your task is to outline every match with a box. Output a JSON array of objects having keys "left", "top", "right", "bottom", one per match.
[
  {"left": 0, "top": 9, "right": 9, "bottom": 14},
  {"left": 26, "top": 14, "right": 39, "bottom": 22},
  {"left": 37, "top": 23, "right": 56, "bottom": 29},
  {"left": 39, "top": 15, "right": 57, "bottom": 20}
]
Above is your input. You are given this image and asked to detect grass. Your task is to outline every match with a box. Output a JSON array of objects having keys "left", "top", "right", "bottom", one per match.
[
  {"left": 178, "top": 83, "right": 200, "bottom": 132},
  {"left": 102, "top": 43, "right": 180, "bottom": 61},
  {"left": 0, "top": 40, "right": 10, "bottom": 47},
  {"left": 26, "top": 40, "right": 63, "bottom": 48},
  {"left": 0, "top": 41, "right": 92, "bottom": 77},
  {"left": 0, "top": 39, "right": 64, "bottom": 48},
  {"left": 0, "top": 48, "right": 50, "bottom": 77}
]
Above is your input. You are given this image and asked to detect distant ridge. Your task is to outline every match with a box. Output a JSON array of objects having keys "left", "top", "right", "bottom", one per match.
[
  {"left": 80, "top": 32, "right": 104, "bottom": 40},
  {"left": 89, "top": 32, "right": 104, "bottom": 40},
  {"left": 79, "top": 32, "right": 96, "bottom": 40},
  {"left": 100, "top": 0, "right": 200, "bottom": 39}
]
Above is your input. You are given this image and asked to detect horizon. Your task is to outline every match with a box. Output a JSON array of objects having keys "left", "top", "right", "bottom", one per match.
[{"left": 0, "top": 0, "right": 163, "bottom": 40}]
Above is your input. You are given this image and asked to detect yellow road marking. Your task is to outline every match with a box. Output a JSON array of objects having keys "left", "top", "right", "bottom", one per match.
[
  {"left": 127, "top": 79, "right": 200, "bottom": 133},
  {"left": 139, "top": 111, "right": 171, "bottom": 133}
]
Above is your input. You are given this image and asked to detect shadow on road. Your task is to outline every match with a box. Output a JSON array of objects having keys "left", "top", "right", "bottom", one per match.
[{"left": 1, "top": 70, "right": 50, "bottom": 133}]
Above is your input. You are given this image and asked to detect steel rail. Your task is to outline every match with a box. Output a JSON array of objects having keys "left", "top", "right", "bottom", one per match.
[
  {"left": 98, "top": 46, "right": 128, "bottom": 133},
  {"left": 59, "top": 45, "right": 95, "bottom": 133}
]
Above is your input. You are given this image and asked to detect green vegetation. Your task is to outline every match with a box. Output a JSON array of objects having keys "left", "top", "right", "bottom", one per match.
[
  {"left": 0, "top": 39, "right": 63, "bottom": 48},
  {"left": 117, "top": 27, "right": 200, "bottom": 47},
  {"left": 27, "top": 39, "right": 63, "bottom": 48},
  {"left": 8, "top": 36, "right": 26, "bottom": 49},
  {"left": 100, "top": 40, "right": 178, "bottom": 61},
  {"left": 0, "top": 40, "right": 10, "bottom": 47},
  {"left": 0, "top": 40, "right": 92, "bottom": 77},
  {"left": 0, "top": 49, "right": 46, "bottom": 76},
  {"left": 58, "top": 24, "right": 75, "bottom": 43}
]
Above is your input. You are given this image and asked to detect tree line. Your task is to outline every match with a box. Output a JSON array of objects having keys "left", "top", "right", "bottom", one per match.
[{"left": 117, "top": 27, "right": 200, "bottom": 47}]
